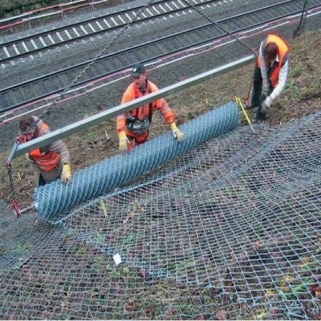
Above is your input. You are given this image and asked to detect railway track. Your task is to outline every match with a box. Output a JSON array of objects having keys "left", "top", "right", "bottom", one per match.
[
  {"left": 0, "top": 0, "right": 227, "bottom": 63},
  {"left": 0, "top": 0, "right": 320, "bottom": 117}
]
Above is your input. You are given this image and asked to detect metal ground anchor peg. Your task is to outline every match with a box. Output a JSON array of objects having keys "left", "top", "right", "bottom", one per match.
[{"left": 18, "top": 204, "right": 37, "bottom": 216}]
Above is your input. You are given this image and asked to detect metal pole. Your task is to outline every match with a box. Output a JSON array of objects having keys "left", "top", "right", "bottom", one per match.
[
  {"left": 11, "top": 55, "right": 256, "bottom": 158},
  {"left": 293, "top": 0, "right": 309, "bottom": 38}
]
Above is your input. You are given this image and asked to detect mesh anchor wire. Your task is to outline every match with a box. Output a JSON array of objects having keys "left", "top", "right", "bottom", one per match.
[{"left": 5, "top": 141, "right": 21, "bottom": 219}]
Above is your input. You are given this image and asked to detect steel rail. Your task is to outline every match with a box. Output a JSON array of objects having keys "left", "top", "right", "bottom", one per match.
[
  {"left": 0, "top": 0, "right": 108, "bottom": 28},
  {"left": 0, "top": 0, "right": 320, "bottom": 115},
  {"left": 0, "top": 0, "right": 222, "bottom": 63}
]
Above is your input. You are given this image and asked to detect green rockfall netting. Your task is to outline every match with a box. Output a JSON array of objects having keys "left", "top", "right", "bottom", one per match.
[{"left": 1, "top": 111, "right": 321, "bottom": 320}]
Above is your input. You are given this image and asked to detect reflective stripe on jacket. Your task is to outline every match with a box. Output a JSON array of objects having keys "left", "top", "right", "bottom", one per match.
[
  {"left": 257, "top": 34, "right": 289, "bottom": 87},
  {"left": 29, "top": 120, "right": 60, "bottom": 172},
  {"left": 126, "top": 82, "right": 153, "bottom": 122},
  {"left": 117, "top": 80, "right": 175, "bottom": 134},
  {"left": 29, "top": 148, "right": 60, "bottom": 172}
]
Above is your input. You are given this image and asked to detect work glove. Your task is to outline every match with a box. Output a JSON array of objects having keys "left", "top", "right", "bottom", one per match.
[
  {"left": 170, "top": 122, "right": 184, "bottom": 142},
  {"left": 262, "top": 82, "right": 269, "bottom": 96},
  {"left": 261, "top": 95, "right": 272, "bottom": 114},
  {"left": 118, "top": 131, "right": 130, "bottom": 151},
  {"left": 25, "top": 153, "right": 34, "bottom": 163},
  {"left": 61, "top": 164, "right": 72, "bottom": 183}
]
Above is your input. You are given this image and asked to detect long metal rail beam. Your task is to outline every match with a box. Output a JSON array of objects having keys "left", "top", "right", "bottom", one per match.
[{"left": 10, "top": 54, "right": 255, "bottom": 159}]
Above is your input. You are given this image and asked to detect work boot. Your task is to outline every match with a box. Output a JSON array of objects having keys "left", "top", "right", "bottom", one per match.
[
  {"left": 246, "top": 104, "right": 258, "bottom": 110},
  {"left": 252, "top": 109, "right": 268, "bottom": 122}
]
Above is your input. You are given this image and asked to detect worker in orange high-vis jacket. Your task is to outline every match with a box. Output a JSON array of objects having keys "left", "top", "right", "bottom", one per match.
[
  {"left": 117, "top": 63, "right": 184, "bottom": 151},
  {"left": 247, "top": 33, "right": 290, "bottom": 121},
  {"left": 18, "top": 115, "right": 72, "bottom": 186}
]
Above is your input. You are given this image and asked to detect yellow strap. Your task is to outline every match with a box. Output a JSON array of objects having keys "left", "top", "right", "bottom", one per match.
[
  {"left": 235, "top": 96, "right": 255, "bottom": 133},
  {"left": 170, "top": 122, "right": 178, "bottom": 130}
]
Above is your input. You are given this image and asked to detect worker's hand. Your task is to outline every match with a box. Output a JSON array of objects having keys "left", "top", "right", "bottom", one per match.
[
  {"left": 262, "top": 83, "right": 269, "bottom": 96},
  {"left": 261, "top": 96, "right": 272, "bottom": 114},
  {"left": 25, "top": 153, "right": 34, "bottom": 163},
  {"left": 118, "top": 131, "right": 130, "bottom": 151},
  {"left": 170, "top": 122, "right": 184, "bottom": 142},
  {"left": 61, "top": 164, "right": 72, "bottom": 183}
]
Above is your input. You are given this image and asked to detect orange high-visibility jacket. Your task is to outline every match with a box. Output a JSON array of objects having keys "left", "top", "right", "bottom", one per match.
[
  {"left": 29, "top": 121, "right": 60, "bottom": 172},
  {"left": 257, "top": 34, "right": 289, "bottom": 87},
  {"left": 29, "top": 148, "right": 60, "bottom": 172},
  {"left": 117, "top": 80, "right": 175, "bottom": 134}
]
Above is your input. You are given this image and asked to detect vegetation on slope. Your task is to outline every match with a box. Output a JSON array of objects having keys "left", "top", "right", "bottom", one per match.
[{"left": 0, "top": 30, "right": 320, "bottom": 210}]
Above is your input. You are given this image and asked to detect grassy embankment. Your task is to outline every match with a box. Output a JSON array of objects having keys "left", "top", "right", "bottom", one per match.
[{"left": 0, "top": 30, "right": 320, "bottom": 209}]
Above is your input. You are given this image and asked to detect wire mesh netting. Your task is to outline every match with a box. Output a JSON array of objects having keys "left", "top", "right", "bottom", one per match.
[
  {"left": 1, "top": 107, "right": 321, "bottom": 319},
  {"left": 33, "top": 102, "right": 239, "bottom": 220},
  {"left": 0, "top": 0, "right": 320, "bottom": 318}
]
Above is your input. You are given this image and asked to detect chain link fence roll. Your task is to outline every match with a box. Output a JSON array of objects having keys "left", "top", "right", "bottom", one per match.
[{"left": 33, "top": 101, "right": 240, "bottom": 220}]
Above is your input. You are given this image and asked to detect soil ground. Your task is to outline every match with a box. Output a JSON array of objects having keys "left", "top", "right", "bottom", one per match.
[
  {"left": 0, "top": 25, "right": 320, "bottom": 320},
  {"left": 0, "top": 30, "right": 320, "bottom": 210}
]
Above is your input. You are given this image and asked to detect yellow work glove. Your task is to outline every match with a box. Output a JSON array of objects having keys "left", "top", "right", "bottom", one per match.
[
  {"left": 61, "top": 164, "right": 72, "bottom": 183},
  {"left": 118, "top": 131, "right": 130, "bottom": 151},
  {"left": 170, "top": 122, "right": 184, "bottom": 142},
  {"left": 25, "top": 153, "right": 34, "bottom": 163}
]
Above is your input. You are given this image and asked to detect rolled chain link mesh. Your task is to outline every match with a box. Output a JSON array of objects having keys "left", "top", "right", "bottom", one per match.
[
  {"left": 1, "top": 107, "right": 321, "bottom": 319},
  {"left": 33, "top": 102, "right": 239, "bottom": 220}
]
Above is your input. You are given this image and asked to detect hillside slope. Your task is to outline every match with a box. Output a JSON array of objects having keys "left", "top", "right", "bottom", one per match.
[{"left": 0, "top": 30, "right": 320, "bottom": 210}]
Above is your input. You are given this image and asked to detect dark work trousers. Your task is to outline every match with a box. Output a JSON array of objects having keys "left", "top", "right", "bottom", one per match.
[
  {"left": 250, "top": 64, "right": 273, "bottom": 120},
  {"left": 38, "top": 173, "right": 46, "bottom": 186}
]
